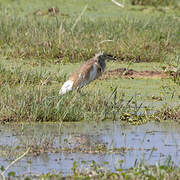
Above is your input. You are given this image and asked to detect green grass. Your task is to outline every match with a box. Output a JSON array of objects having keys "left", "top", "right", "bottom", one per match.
[
  {"left": 0, "top": 60, "right": 179, "bottom": 123},
  {"left": 0, "top": 0, "right": 179, "bottom": 123},
  {"left": 130, "top": 0, "right": 179, "bottom": 6},
  {"left": 0, "top": 0, "right": 179, "bottom": 63}
]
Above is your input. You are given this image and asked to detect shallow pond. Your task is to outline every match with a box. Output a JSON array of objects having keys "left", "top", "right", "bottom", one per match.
[{"left": 0, "top": 121, "right": 180, "bottom": 177}]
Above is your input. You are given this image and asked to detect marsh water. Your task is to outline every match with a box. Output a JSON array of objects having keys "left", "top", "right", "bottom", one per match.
[{"left": 1, "top": 121, "right": 180, "bottom": 177}]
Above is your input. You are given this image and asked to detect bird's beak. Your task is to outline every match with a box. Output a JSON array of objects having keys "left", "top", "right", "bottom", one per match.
[{"left": 105, "top": 54, "right": 116, "bottom": 61}]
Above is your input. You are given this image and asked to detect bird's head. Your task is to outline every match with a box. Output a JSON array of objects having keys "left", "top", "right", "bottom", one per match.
[
  {"left": 94, "top": 52, "right": 115, "bottom": 70},
  {"left": 95, "top": 52, "right": 115, "bottom": 61}
]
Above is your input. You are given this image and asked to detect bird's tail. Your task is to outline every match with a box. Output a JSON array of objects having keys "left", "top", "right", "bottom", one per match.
[{"left": 59, "top": 80, "right": 74, "bottom": 95}]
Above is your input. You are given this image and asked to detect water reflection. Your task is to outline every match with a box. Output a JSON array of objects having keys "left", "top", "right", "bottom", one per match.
[{"left": 0, "top": 121, "right": 180, "bottom": 176}]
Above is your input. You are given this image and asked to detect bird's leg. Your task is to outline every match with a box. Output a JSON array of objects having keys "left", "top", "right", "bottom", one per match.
[
  {"left": 76, "top": 88, "right": 86, "bottom": 96},
  {"left": 76, "top": 87, "right": 82, "bottom": 94}
]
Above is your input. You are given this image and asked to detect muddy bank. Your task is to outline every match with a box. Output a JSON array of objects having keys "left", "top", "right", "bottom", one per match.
[{"left": 102, "top": 68, "right": 168, "bottom": 79}]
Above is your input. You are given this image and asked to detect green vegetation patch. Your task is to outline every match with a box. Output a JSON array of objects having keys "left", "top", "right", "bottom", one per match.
[
  {"left": 0, "top": 0, "right": 179, "bottom": 63},
  {"left": 131, "top": 0, "right": 179, "bottom": 6},
  {"left": 0, "top": 82, "right": 179, "bottom": 123},
  {"left": 13, "top": 159, "right": 180, "bottom": 180},
  {"left": 0, "top": 60, "right": 179, "bottom": 123},
  {"left": 0, "top": 0, "right": 179, "bottom": 123}
]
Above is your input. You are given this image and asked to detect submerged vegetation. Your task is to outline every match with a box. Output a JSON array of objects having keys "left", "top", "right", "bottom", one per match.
[
  {"left": 1, "top": 121, "right": 180, "bottom": 179},
  {"left": 59, "top": 159, "right": 180, "bottom": 180},
  {"left": 4, "top": 159, "right": 180, "bottom": 179}
]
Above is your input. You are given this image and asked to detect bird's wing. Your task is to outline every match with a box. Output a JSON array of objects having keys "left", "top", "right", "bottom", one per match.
[{"left": 69, "top": 59, "right": 95, "bottom": 89}]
